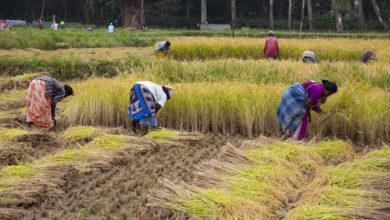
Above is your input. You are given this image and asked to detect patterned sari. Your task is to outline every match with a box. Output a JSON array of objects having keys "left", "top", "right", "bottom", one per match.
[
  {"left": 277, "top": 80, "right": 323, "bottom": 140},
  {"left": 26, "top": 79, "right": 54, "bottom": 129}
]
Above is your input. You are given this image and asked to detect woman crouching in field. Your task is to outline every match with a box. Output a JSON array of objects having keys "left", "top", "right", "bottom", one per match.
[
  {"left": 128, "top": 81, "right": 173, "bottom": 133},
  {"left": 277, "top": 79, "right": 337, "bottom": 140},
  {"left": 26, "top": 76, "right": 73, "bottom": 130}
]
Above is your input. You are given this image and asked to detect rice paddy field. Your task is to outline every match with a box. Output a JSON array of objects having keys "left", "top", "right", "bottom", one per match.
[{"left": 1, "top": 28, "right": 390, "bottom": 219}]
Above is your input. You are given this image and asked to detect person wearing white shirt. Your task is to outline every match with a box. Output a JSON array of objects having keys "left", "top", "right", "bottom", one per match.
[
  {"left": 51, "top": 21, "right": 58, "bottom": 31},
  {"left": 156, "top": 41, "right": 171, "bottom": 57},
  {"left": 108, "top": 23, "right": 114, "bottom": 33},
  {"left": 302, "top": 50, "right": 317, "bottom": 64},
  {"left": 128, "top": 81, "right": 174, "bottom": 132}
]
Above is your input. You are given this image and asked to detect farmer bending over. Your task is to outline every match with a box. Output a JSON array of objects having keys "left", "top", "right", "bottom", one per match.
[
  {"left": 156, "top": 41, "right": 171, "bottom": 57},
  {"left": 128, "top": 81, "right": 173, "bottom": 133},
  {"left": 263, "top": 31, "right": 279, "bottom": 60},
  {"left": 302, "top": 51, "right": 317, "bottom": 64},
  {"left": 26, "top": 76, "right": 73, "bottom": 130},
  {"left": 360, "top": 50, "right": 375, "bottom": 64},
  {"left": 277, "top": 79, "right": 337, "bottom": 140}
]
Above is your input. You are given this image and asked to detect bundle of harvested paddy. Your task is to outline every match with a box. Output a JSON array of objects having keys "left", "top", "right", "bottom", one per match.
[
  {"left": 285, "top": 147, "right": 390, "bottom": 220},
  {"left": 148, "top": 140, "right": 354, "bottom": 219}
]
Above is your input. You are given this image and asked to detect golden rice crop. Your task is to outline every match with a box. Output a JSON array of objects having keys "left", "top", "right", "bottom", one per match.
[
  {"left": 61, "top": 76, "right": 390, "bottom": 145},
  {"left": 149, "top": 140, "right": 354, "bottom": 219},
  {"left": 285, "top": 147, "right": 390, "bottom": 220},
  {"left": 169, "top": 37, "right": 390, "bottom": 62},
  {"left": 144, "top": 58, "right": 390, "bottom": 90}
]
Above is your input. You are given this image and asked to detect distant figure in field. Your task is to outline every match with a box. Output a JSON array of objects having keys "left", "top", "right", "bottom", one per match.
[
  {"left": 263, "top": 30, "right": 279, "bottom": 60},
  {"left": 360, "top": 50, "right": 375, "bottom": 64},
  {"left": 6, "top": 20, "right": 12, "bottom": 31},
  {"left": 108, "top": 23, "right": 114, "bottom": 33},
  {"left": 0, "top": 20, "right": 5, "bottom": 30},
  {"left": 59, "top": 20, "right": 65, "bottom": 30},
  {"left": 51, "top": 21, "right": 58, "bottom": 31},
  {"left": 38, "top": 20, "right": 43, "bottom": 30},
  {"left": 128, "top": 81, "right": 174, "bottom": 133},
  {"left": 87, "top": 27, "right": 93, "bottom": 33},
  {"left": 156, "top": 41, "right": 171, "bottom": 57},
  {"left": 302, "top": 51, "right": 317, "bottom": 64},
  {"left": 26, "top": 76, "right": 73, "bottom": 130},
  {"left": 277, "top": 80, "right": 337, "bottom": 140}
]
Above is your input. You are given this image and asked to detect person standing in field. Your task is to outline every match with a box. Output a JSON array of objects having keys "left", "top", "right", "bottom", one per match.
[
  {"left": 51, "top": 21, "right": 58, "bottom": 31},
  {"left": 26, "top": 76, "right": 73, "bottom": 130},
  {"left": 277, "top": 80, "right": 337, "bottom": 140},
  {"left": 0, "top": 20, "right": 5, "bottom": 30},
  {"left": 38, "top": 20, "right": 43, "bottom": 30},
  {"left": 128, "top": 81, "right": 174, "bottom": 133},
  {"left": 156, "top": 41, "right": 171, "bottom": 57},
  {"left": 360, "top": 50, "right": 375, "bottom": 64},
  {"left": 263, "top": 31, "right": 279, "bottom": 60},
  {"left": 87, "top": 27, "right": 93, "bottom": 33},
  {"left": 59, "top": 20, "right": 65, "bottom": 30},
  {"left": 302, "top": 51, "right": 317, "bottom": 64},
  {"left": 108, "top": 23, "right": 114, "bottom": 34}
]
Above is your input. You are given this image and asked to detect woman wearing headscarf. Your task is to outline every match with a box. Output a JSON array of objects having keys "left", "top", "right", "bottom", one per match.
[
  {"left": 26, "top": 76, "right": 73, "bottom": 130},
  {"left": 302, "top": 50, "right": 317, "bottom": 64},
  {"left": 156, "top": 41, "right": 171, "bottom": 57},
  {"left": 277, "top": 80, "right": 338, "bottom": 140},
  {"left": 128, "top": 81, "right": 173, "bottom": 132}
]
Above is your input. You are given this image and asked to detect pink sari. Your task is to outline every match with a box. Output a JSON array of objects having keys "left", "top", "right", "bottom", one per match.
[{"left": 289, "top": 81, "right": 323, "bottom": 140}]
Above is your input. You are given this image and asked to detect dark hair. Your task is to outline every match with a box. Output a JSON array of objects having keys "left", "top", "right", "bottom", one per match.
[
  {"left": 162, "top": 85, "right": 171, "bottom": 100},
  {"left": 166, "top": 41, "right": 171, "bottom": 47},
  {"left": 322, "top": 80, "right": 337, "bottom": 93},
  {"left": 64, "top": 85, "right": 74, "bottom": 97}
]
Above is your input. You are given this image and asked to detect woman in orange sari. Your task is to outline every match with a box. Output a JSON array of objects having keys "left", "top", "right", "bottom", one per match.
[{"left": 26, "top": 76, "right": 73, "bottom": 130}]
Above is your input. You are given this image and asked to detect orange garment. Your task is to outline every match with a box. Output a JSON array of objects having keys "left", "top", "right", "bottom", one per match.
[{"left": 26, "top": 79, "right": 54, "bottom": 129}]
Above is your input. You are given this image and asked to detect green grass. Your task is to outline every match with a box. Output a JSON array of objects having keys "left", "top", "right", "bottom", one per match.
[
  {"left": 1, "top": 27, "right": 389, "bottom": 50},
  {"left": 0, "top": 56, "right": 130, "bottom": 80}
]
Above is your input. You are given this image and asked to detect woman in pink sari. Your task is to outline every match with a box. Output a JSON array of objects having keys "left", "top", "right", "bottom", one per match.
[{"left": 277, "top": 80, "right": 338, "bottom": 141}]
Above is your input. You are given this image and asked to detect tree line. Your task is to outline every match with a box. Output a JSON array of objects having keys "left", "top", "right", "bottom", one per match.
[{"left": 1, "top": 0, "right": 389, "bottom": 31}]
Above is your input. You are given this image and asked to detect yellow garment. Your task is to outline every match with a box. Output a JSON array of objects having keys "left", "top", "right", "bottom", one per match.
[
  {"left": 60, "top": 21, "right": 65, "bottom": 25},
  {"left": 159, "top": 51, "right": 167, "bottom": 57}
]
